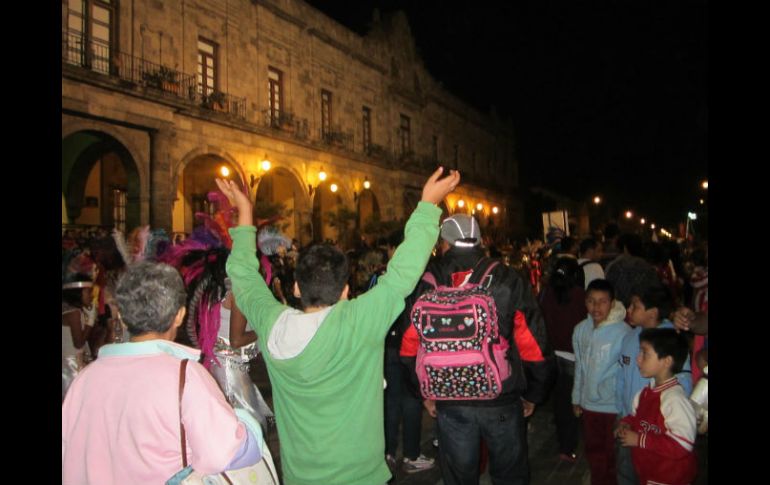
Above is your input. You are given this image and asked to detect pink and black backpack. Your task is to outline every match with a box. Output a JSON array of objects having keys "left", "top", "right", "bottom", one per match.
[{"left": 411, "top": 259, "right": 512, "bottom": 400}]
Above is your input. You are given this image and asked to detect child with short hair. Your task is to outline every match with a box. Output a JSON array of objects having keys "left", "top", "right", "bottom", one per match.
[
  {"left": 572, "top": 279, "right": 630, "bottom": 485},
  {"left": 216, "top": 167, "right": 460, "bottom": 485},
  {"left": 615, "top": 283, "right": 692, "bottom": 485},
  {"left": 616, "top": 328, "right": 697, "bottom": 485}
]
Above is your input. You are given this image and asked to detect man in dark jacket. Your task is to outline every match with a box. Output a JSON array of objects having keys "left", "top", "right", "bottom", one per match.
[{"left": 403, "top": 214, "right": 554, "bottom": 485}]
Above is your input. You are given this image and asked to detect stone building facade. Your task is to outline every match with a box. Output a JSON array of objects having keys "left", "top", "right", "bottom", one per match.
[{"left": 62, "top": 0, "right": 523, "bottom": 246}]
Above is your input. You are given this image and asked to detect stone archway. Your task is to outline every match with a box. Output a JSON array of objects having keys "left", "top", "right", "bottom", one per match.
[
  {"left": 177, "top": 154, "right": 245, "bottom": 234},
  {"left": 62, "top": 130, "right": 141, "bottom": 232},
  {"left": 254, "top": 166, "right": 308, "bottom": 243},
  {"left": 311, "top": 180, "right": 355, "bottom": 246}
]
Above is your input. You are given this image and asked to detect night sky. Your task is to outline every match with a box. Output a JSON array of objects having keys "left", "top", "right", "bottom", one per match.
[{"left": 305, "top": 0, "right": 708, "bottom": 231}]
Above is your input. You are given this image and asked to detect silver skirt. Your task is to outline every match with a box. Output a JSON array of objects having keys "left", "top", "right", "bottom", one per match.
[{"left": 208, "top": 350, "right": 274, "bottom": 431}]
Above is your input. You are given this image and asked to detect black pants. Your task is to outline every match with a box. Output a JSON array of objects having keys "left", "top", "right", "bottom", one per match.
[
  {"left": 554, "top": 356, "right": 580, "bottom": 455},
  {"left": 384, "top": 352, "right": 423, "bottom": 459}
]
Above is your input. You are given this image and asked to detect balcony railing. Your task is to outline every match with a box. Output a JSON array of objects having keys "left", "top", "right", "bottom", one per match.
[
  {"left": 262, "top": 110, "right": 309, "bottom": 140},
  {"left": 62, "top": 30, "right": 245, "bottom": 119},
  {"left": 320, "top": 129, "right": 354, "bottom": 151},
  {"left": 191, "top": 90, "right": 247, "bottom": 119}
]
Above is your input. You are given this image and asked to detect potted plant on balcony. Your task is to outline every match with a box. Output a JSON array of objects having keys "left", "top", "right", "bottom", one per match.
[
  {"left": 202, "top": 91, "right": 227, "bottom": 112},
  {"left": 159, "top": 66, "right": 179, "bottom": 94}
]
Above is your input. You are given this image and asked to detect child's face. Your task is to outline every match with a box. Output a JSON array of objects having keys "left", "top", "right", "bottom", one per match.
[
  {"left": 586, "top": 290, "right": 612, "bottom": 324},
  {"left": 81, "top": 287, "right": 93, "bottom": 307},
  {"left": 626, "top": 296, "right": 659, "bottom": 328},
  {"left": 636, "top": 341, "right": 671, "bottom": 379}
]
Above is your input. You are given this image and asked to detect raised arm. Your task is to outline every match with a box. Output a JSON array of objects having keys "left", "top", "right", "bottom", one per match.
[
  {"left": 216, "top": 178, "right": 288, "bottom": 337},
  {"left": 351, "top": 167, "right": 460, "bottom": 336}
]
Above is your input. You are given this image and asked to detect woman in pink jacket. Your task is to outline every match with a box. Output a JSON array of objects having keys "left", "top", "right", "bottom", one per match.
[{"left": 62, "top": 261, "right": 264, "bottom": 485}]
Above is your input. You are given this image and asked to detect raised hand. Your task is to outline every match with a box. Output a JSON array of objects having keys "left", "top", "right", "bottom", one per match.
[
  {"left": 215, "top": 178, "right": 253, "bottom": 227},
  {"left": 421, "top": 167, "right": 460, "bottom": 205}
]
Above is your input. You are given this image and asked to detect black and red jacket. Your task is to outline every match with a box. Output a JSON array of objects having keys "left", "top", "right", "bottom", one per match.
[{"left": 401, "top": 247, "right": 555, "bottom": 407}]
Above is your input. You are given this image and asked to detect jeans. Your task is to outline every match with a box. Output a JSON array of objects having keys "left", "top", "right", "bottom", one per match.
[
  {"left": 437, "top": 400, "right": 529, "bottom": 485},
  {"left": 615, "top": 416, "right": 639, "bottom": 485},
  {"left": 384, "top": 354, "right": 423, "bottom": 459}
]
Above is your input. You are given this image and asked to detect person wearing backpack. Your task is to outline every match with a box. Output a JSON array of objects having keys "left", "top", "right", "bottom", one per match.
[
  {"left": 577, "top": 238, "right": 605, "bottom": 289},
  {"left": 404, "top": 214, "right": 554, "bottom": 485}
]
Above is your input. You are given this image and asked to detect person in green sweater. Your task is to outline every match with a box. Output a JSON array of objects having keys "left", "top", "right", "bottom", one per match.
[{"left": 215, "top": 167, "right": 460, "bottom": 485}]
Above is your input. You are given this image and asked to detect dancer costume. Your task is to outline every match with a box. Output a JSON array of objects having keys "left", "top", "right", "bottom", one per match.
[
  {"left": 207, "top": 304, "right": 274, "bottom": 431},
  {"left": 62, "top": 289, "right": 95, "bottom": 400}
]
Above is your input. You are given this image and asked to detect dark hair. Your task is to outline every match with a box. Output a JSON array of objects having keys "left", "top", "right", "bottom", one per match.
[
  {"left": 62, "top": 273, "right": 93, "bottom": 308},
  {"left": 639, "top": 328, "right": 689, "bottom": 374},
  {"left": 560, "top": 236, "right": 578, "bottom": 255},
  {"left": 551, "top": 257, "right": 581, "bottom": 304},
  {"left": 294, "top": 244, "right": 349, "bottom": 308},
  {"left": 617, "top": 233, "right": 644, "bottom": 257},
  {"left": 115, "top": 261, "right": 186, "bottom": 336},
  {"left": 586, "top": 278, "right": 615, "bottom": 301},
  {"left": 633, "top": 283, "right": 673, "bottom": 322},
  {"left": 579, "top": 238, "right": 599, "bottom": 256},
  {"left": 386, "top": 229, "right": 404, "bottom": 248}
]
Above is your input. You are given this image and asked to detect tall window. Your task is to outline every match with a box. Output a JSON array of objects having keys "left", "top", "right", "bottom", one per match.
[
  {"left": 112, "top": 188, "right": 126, "bottom": 234},
  {"left": 66, "top": 0, "right": 115, "bottom": 74},
  {"left": 321, "top": 90, "right": 332, "bottom": 137},
  {"left": 432, "top": 135, "right": 439, "bottom": 161},
  {"left": 268, "top": 67, "right": 283, "bottom": 126},
  {"left": 197, "top": 38, "right": 217, "bottom": 95},
  {"left": 362, "top": 106, "right": 372, "bottom": 151},
  {"left": 400, "top": 115, "right": 411, "bottom": 156}
]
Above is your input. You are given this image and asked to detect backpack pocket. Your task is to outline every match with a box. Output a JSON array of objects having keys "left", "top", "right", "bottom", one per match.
[{"left": 417, "top": 349, "right": 503, "bottom": 400}]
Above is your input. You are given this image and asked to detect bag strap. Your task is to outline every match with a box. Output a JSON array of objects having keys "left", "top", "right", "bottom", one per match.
[
  {"left": 421, "top": 271, "right": 438, "bottom": 288},
  {"left": 178, "top": 359, "right": 189, "bottom": 468},
  {"left": 469, "top": 258, "right": 501, "bottom": 288}
]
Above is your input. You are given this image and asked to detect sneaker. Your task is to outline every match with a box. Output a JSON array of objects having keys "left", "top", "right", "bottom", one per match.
[
  {"left": 385, "top": 454, "right": 397, "bottom": 474},
  {"left": 402, "top": 454, "right": 436, "bottom": 473}
]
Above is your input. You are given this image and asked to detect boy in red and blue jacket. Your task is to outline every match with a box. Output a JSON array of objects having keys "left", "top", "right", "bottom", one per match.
[{"left": 616, "top": 328, "right": 697, "bottom": 485}]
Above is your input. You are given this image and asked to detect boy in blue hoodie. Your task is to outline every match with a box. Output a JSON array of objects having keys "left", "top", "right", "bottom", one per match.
[
  {"left": 572, "top": 279, "right": 630, "bottom": 485},
  {"left": 615, "top": 283, "right": 692, "bottom": 485}
]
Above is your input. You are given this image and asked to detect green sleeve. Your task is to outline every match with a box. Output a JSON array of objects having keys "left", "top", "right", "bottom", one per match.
[
  {"left": 226, "top": 226, "right": 289, "bottom": 338},
  {"left": 349, "top": 201, "right": 442, "bottom": 340}
]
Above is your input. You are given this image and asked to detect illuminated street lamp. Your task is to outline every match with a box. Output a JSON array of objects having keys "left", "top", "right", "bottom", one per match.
[
  {"left": 220, "top": 166, "right": 230, "bottom": 177},
  {"left": 330, "top": 183, "right": 338, "bottom": 193},
  {"left": 476, "top": 202, "right": 483, "bottom": 211},
  {"left": 593, "top": 196, "right": 601, "bottom": 204},
  {"left": 319, "top": 168, "right": 327, "bottom": 182},
  {"left": 640, "top": 218, "right": 646, "bottom": 225},
  {"left": 625, "top": 211, "right": 633, "bottom": 219},
  {"left": 492, "top": 206, "right": 499, "bottom": 214},
  {"left": 701, "top": 180, "right": 708, "bottom": 190},
  {"left": 651, "top": 223, "right": 656, "bottom": 229},
  {"left": 699, "top": 199, "right": 704, "bottom": 205},
  {"left": 457, "top": 199, "right": 465, "bottom": 208},
  {"left": 363, "top": 177, "right": 371, "bottom": 190}
]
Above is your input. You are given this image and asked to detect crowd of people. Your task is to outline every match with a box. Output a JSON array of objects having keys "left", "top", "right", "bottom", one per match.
[{"left": 62, "top": 168, "right": 708, "bottom": 485}]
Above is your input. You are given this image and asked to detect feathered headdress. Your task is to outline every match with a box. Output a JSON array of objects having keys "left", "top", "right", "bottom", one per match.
[{"left": 158, "top": 191, "right": 238, "bottom": 369}]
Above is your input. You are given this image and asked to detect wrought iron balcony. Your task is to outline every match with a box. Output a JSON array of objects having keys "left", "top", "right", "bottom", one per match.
[
  {"left": 62, "top": 30, "right": 245, "bottom": 119},
  {"left": 320, "top": 129, "right": 354, "bottom": 151},
  {"left": 191, "top": 90, "right": 247, "bottom": 118},
  {"left": 262, "top": 110, "right": 309, "bottom": 140}
]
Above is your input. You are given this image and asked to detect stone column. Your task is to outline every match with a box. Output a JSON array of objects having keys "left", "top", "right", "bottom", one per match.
[{"left": 149, "top": 128, "right": 174, "bottom": 232}]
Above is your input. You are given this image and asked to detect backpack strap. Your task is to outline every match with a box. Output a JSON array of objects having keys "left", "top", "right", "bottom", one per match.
[
  {"left": 469, "top": 258, "right": 501, "bottom": 288},
  {"left": 421, "top": 271, "right": 438, "bottom": 288}
]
